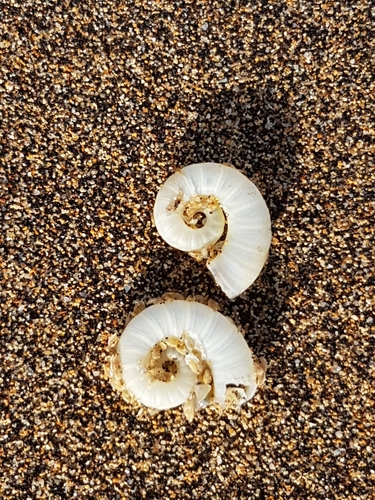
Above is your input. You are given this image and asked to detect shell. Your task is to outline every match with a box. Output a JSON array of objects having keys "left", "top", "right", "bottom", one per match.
[
  {"left": 154, "top": 162, "right": 271, "bottom": 299},
  {"left": 115, "top": 300, "right": 262, "bottom": 416}
]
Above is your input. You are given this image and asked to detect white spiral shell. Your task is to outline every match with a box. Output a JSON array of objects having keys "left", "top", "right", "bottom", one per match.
[
  {"left": 116, "top": 300, "right": 261, "bottom": 414},
  {"left": 154, "top": 163, "right": 271, "bottom": 299}
]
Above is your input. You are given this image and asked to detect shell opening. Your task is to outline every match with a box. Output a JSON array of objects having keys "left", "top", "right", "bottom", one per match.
[
  {"left": 182, "top": 195, "right": 221, "bottom": 230},
  {"left": 147, "top": 343, "right": 179, "bottom": 382},
  {"left": 185, "top": 211, "right": 207, "bottom": 229}
]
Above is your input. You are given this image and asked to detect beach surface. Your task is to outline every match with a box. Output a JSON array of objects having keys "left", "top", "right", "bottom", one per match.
[{"left": 0, "top": 1, "right": 374, "bottom": 498}]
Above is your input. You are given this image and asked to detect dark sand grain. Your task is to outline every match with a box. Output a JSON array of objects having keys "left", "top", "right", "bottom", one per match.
[{"left": 0, "top": 1, "right": 374, "bottom": 499}]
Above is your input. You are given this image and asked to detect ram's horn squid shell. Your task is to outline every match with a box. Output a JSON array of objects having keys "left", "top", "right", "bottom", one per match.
[
  {"left": 153, "top": 162, "right": 271, "bottom": 299},
  {"left": 108, "top": 299, "right": 264, "bottom": 418}
]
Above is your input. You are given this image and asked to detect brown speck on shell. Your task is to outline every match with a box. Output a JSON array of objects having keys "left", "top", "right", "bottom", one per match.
[{"left": 0, "top": 0, "right": 373, "bottom": 498}]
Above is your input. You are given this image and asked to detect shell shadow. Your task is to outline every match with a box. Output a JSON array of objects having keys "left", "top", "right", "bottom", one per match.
[{"left": 165, "top": 84, "right": 300, "bottom": 357}]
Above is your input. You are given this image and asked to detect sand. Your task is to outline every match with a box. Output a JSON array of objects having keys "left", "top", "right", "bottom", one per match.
[{"left": 0, "top": 1, "right": 374, "bottom": 499}]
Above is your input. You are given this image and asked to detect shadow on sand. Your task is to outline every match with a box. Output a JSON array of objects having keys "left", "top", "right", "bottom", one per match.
[{"left": 136, "top": 83, "right": 301, "bottom": 358}]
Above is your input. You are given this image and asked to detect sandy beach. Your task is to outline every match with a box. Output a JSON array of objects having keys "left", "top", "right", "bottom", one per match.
[{"left": 0, "top": 1, "right": 374, "bottom": 498}]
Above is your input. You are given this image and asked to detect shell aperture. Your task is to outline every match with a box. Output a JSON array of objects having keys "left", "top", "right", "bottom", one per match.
[
  {"left": 116, "top": 300, "right": 260, "bottom": 414},
  {"left": 153, "top": 163, "right": 272, "bottom": 298}
]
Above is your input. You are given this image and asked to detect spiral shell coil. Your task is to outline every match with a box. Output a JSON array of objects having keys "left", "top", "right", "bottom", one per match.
[
  {"left": 106, "top": 299, "right": 264, "bottom": 419},
  {"left": 154, "top": 162, "right": 271, "bottom": 298}
]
